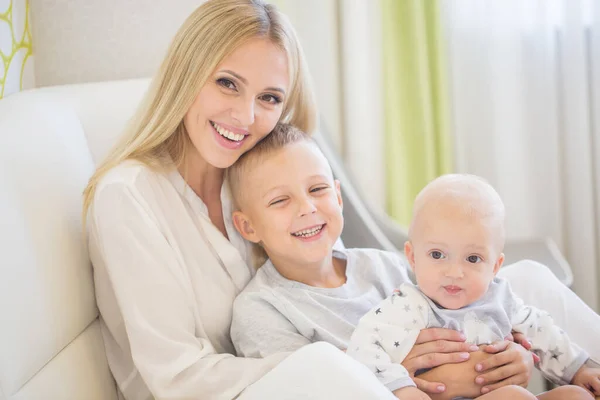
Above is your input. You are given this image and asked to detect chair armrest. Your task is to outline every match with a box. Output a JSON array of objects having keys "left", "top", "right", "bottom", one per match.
[{"left": 503, "top": 237, "right": 573, "bottom": 287}]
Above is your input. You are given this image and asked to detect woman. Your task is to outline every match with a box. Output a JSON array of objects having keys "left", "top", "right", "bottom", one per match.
[{"left": 84, "top": 1, "right": 600, "bottom": 399}]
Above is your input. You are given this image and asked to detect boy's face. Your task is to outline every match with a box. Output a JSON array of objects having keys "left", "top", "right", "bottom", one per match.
[
  {"left": 233, "top": 141, "right": 344, "bottom": 267},
  {"left": 404, "top": 203, "right": 504, "bottom": 310}
]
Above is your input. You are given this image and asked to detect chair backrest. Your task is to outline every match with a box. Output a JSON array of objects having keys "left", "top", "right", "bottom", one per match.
[{"left": 0, "top": 79, "right": 148, "bottom": 400}]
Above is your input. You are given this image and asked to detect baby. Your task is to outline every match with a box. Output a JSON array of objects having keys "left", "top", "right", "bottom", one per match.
[
  {"left": 227, "top": 123, "right": 598, "bottom": 400},
  {"left": 347, "top": 174, "right": 599, "bottom": 400}
]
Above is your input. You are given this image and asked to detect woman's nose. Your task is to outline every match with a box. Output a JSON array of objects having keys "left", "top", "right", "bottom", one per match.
[{"left": 231, "top": 96, "right": 255, "bottom": 127}]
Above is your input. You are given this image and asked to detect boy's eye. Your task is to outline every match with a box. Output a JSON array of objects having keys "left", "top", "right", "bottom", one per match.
[
  {"left": 467, "top": 255, "right": 482, "bottom": 263},
  {"left": 429, "top": 251, "right": 445, "bottom": 260},
  {"left": 269, "top": 198, "right": 287, "bottom": 206},
  {"left": 217, "top": 78, "right": 237, "bottom": 91},
  {"left": 310, "top": 186, "right": 329, "bottom": 193}
]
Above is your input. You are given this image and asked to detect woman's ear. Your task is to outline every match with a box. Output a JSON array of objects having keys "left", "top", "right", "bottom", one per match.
[
  {"left": 334, "top": 179, "right": 343, "bottom": 210},
  {"left": 493, "top": 253, "right": 505, "bottom": 275},
  {"left": 232, "top": 211, "right": 260, "bottom": 243},
  {"left": 404, "top": 241, "right": 416, "bottom": 273}
]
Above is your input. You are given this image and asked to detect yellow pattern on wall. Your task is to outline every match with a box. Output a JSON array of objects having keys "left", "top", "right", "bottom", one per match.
[{"left": 0, "top": 0, "right": 33, "bottom": 99}]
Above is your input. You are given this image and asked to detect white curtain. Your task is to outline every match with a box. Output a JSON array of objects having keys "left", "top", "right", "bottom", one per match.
[
  {"left": 442, "top": 0, "right": 600, "bottom": 310},
  {"left": 338, "top": 0, "right": 386, "bottom": 213}
]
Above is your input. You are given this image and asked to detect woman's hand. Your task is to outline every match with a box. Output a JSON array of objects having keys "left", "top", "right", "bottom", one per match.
[
  {"left": 401, "top": 328, "right": 479, "bottom": 395},
  {"left": 392, "top": 386, "right": 432, "bottom": 400},
  {"left": 474, "top": 339, "right": 534, "bottom": 395}
]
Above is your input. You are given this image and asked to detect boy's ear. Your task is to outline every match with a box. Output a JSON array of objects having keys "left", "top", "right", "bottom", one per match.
[
  {"left": 404, "top": 241, "right": 416, "bottom": 273},
  {"left": 232, "top": 211, "right": 261, "bottom": 243},
  {"left": 493, "top": 253, "right": 505, "bottom": 276},
  {"left": 334, "top": 179, "right": 343, "bottom": 210}
]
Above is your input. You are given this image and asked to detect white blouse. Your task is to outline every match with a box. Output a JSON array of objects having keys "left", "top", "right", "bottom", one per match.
[{"left": 88, "top": 160, "right": 286, "bottom": 400}]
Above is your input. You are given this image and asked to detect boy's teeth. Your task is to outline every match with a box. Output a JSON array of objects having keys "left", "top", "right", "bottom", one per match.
[
  {"left": 293, "top": 225, "right": 323, "bottom": 238},
  {"left": 213, "top": 122, "right": 244, "bottom": 142}
]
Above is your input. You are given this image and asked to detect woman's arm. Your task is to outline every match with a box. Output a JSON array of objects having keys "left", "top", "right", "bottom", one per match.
[{"left": 91, "top": 181, "right": 285, "bottom": 399}]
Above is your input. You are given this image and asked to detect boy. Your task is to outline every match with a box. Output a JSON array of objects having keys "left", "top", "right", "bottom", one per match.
[{"left": 228, "top": 123, "right": 598, "bottom": 400}]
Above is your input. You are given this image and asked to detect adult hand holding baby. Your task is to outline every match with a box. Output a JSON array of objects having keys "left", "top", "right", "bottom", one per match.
[
  {"left": 400, "top": 327, "right": 479, "bottom": 395},
  {"left": 474, "top": 339, "right": 534, "bottom": 395}
]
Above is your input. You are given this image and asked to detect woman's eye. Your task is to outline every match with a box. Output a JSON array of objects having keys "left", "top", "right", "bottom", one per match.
[
  {"left": 467, "top": 255, "right": 482, "bottom": 263},
  {"left": 217, "top": 78, "right": 237, "bottom": 91},
  {"left": 430, "top": 251, "right": 445, "bottom": 260},
  {"left": 260, "top": 93, "right": 282, "bottom": 104}
]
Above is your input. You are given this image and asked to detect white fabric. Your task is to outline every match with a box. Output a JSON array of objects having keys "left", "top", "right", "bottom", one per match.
[
  {"left": 441, "top": 0, "right": 600, "bottom": 311},
  {"left": 1, "top": 79, "right": 599, "bottom": 400}
]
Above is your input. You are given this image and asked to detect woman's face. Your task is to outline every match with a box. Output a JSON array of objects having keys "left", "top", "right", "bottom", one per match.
[{"left": 184, "top": 37, "right": 290, "bottom": 169}]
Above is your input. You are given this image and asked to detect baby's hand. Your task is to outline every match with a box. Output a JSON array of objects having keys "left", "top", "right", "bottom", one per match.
[
  {"left": 572, "top": 366, "right": 600, "bottom": 396},
  {"left": 392, "top": 386, "right": 432, "bottom": 400}
]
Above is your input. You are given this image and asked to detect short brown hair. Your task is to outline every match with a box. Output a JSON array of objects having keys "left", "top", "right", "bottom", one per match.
[{"left": 227, "top": 123, "right": 313, "bottom": 209}]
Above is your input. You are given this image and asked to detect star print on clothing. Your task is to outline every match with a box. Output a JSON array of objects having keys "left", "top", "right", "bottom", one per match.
[
  {"left": 394, "top": 341, "right": 400, "bottom": 347},
  {"left": 375, "top": 308, "right": 382, "bottom": 315},
  {"left": 550, "top": 347, "right": 563, "bottom": 361},
  {"left": 404, "top": 304, "right": 411, "bottom": 312}
]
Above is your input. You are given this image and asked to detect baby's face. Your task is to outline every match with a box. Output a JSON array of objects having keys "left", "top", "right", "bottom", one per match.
[
  {"left": 233, "top": 141, "right": 344, "bottom": 267},
  {"left": 405, "top": 204, "right": 504, "bottom": 310}
]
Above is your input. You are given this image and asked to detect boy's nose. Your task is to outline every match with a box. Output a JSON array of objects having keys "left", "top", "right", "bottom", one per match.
[{"left": 298, "top": 198, "right": 317, "bottom": 217}]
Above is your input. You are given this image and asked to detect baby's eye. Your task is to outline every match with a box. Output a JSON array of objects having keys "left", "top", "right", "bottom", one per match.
[
  {"left": 429, "top": 251, "right": 445, "bottom": 260},
  {"left": 467, "top": 255, "right": 482, "bottom": 263}
]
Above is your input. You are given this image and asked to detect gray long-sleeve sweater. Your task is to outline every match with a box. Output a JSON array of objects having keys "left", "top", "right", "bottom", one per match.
[{"left": 230, "top": 248, "right": 411, "bottom": 358}]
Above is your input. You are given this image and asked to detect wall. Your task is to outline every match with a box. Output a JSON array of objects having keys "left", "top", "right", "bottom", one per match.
[{"left": 29, "top": 0, "right": 343, "bottom": 149}]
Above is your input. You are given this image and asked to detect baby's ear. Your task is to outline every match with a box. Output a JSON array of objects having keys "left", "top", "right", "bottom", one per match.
[
  {"left": 493, "top": 253, "right": 505, "bottom": 275},
  {"left": 404, "top": 241, "right": 416, "bottom": 272},
  {"left": 232, "top": 211, "right": 260, "bottom": 243}
]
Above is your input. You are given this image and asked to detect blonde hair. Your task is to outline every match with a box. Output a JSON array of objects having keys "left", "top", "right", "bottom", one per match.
[
  {"left": 227, "top": 123, "right": 313, "bottom": 209},
  {"left": 82, "top": 0, "right": 316, "bottom": 222}
]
